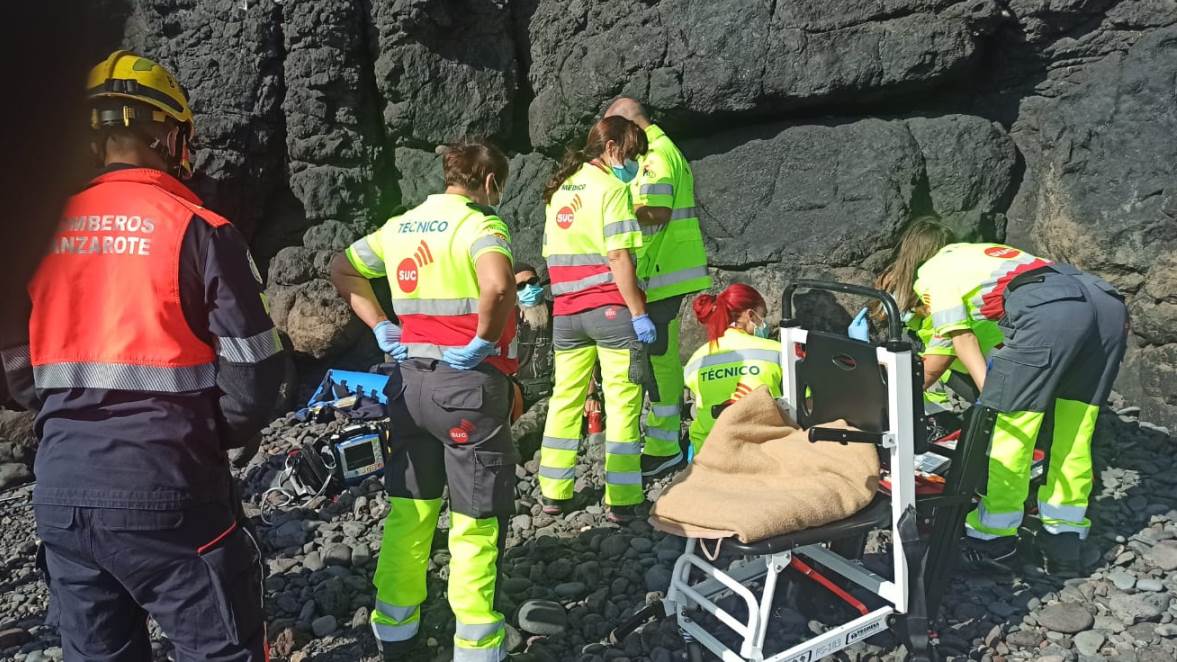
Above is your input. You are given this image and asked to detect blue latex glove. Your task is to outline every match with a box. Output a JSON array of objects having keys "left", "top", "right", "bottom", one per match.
[
  {"left": 632, "top": 314, "right": 657, "bottom": 344},
  {"left": 442, "top": 336, "right": 496, "bottom": 370},
  {"left": 373, "top": 320, "right": 408, "bottom": 361},
  {"left": 847, "top": 307, "right": 870, "bottom": 342}
]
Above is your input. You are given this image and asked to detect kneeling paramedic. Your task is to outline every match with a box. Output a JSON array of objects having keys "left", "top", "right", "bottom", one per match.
[
  {"left": 2, "top": 51, "right": 283, "bottom": 660},
  {"left": 684, "top": 284, "right": 782, "bottom": 456},
  {"left": 882, "top": 218, "right": 1128, "bottom": 576},
  {"left": 331, "top": 139, "right": 518, "bottom": 661}
]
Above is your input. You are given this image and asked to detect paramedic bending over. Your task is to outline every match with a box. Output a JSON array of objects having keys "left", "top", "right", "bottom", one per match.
[
  {"left": 883, "top": 218, "right": 1127, "bottom": 577},
  {"left": 871, "top": 218, "right": 1001, "bottom": 405},
  {"left": 684, "top": 284, "right": 782, "bottom": 455}
]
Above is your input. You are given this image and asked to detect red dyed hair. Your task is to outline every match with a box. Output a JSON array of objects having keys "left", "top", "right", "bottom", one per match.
[{"left": 693, "top": 284, "right": 767, "bottom": 344}]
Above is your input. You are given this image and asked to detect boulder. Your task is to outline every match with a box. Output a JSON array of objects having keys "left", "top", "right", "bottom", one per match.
[
  {"left": 0, "top": 409, "right": 35, "bottom": 465},
  {"left": 519, "top": 0, "right": 1003, "bottom": 149},
  {"left": 118, "top": 0, "right": 286, "bottom": 240},
  {"left": 369, "top": 0, "right": 518, "bottom": 144},
  {"left": 269, "top": 280, "right": 369, "bottom": 359},
  {"left": 1008, "top": 27, "right": 1177, "bottom": 428}
]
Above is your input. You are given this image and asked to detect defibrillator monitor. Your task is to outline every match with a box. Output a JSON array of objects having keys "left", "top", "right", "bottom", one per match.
[{"left": 328, "top": 425, "right": 387, "bottom": 485}]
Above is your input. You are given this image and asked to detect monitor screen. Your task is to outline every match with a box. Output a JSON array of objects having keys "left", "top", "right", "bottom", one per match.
[{"left": 341, "top": 435, "right": 377, "bottom": 468}]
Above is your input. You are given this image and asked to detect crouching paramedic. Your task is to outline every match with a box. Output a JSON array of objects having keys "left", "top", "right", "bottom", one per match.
[
  {"left": 539, "top": 116, "right": 652, "bottom": 523},
  {"left": 883, "top": 218, "right": 1128, "bottom": 576},
  {"left": 330, "top": 139, "right": 518, "bottom": 661},
  {"left": 684, "top": 284, "right": 782, "bottom": 455},
  {"left": 1, "top": 51, "right": 283, "bottom": 660}
]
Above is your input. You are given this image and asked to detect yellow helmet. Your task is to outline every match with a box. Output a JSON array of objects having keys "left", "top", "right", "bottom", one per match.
[{"left": 87, "top": 50, "right": 195, "bottom": 178}]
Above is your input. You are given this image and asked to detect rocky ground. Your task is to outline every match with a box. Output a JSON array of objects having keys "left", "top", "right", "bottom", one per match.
[{"left": 2, "top": 394, "right": 1176, "bottom": 662}]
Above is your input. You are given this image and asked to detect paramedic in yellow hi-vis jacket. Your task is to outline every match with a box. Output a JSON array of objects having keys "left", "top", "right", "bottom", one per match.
[
  {"left": 330, "top": 139, "right": 518, "bottom": 661},
  {"left": 684, "top": 284, "right": 782, "bottom": 455},
  {"left": 879, "top": 218, "right": 1128, "bottom": 577},
  {"left": 539, "top": 116, "right": 652, "bottom": 523},
  {"left": 605, "top": 98, "right": 711, "bottom": 477}
]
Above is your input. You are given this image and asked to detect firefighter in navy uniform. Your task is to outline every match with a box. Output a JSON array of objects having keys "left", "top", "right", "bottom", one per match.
[
  {"left": 0, "top": 51, "right": 283, "bottom": 660},
  {"left": 331, "top": 139, "right": 518, "bottom": 661}
]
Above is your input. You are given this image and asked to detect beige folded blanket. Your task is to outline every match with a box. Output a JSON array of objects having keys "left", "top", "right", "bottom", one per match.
[{"left": 650, "top": 386, "right": 880, "bottom": 543}]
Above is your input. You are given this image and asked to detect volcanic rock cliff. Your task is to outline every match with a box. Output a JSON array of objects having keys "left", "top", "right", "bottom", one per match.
[{"left": 88, "top": 0, "right": 1177, "bottom": 427}]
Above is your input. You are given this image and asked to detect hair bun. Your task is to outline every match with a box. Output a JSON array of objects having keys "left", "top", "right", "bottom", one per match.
[{"left": 692, "top": 293, "right": 719, "bottom": 323}]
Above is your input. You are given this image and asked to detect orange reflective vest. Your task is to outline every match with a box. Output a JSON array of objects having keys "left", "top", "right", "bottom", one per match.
[{"left": 28, "top": 168, "right": 222, "bottom": 392}]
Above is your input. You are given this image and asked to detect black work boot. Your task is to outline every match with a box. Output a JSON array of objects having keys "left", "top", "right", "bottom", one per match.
[
  {"left": 376, "top": 636, "right": 419, "bottom": 661},
  {"left": 540, "top": 495, "right": 571, "bottom": 515},
  {"left": 640, "top": 451, "right": 684, "bottom": 478},
  {"left": 960, "top": 535, "right": 1018, "bottom": 573},
  {"left": 1038, "top": 531, "right": 1083, "bottom": 579},
  {"left": 606, "top": 504, "right": 640, "bottom": 524}
]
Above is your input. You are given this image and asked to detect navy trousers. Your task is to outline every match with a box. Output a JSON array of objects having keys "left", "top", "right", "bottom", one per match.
[{"left": 35, "top": 503, "right": 266, "bottom": 662}]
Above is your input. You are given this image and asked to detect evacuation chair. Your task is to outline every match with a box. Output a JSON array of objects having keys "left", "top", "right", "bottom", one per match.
[{"left": 610, "top": 280, "right": 997, "bottom": 662}]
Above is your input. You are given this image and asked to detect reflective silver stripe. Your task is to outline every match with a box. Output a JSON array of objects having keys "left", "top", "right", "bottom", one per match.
[
  {"left": 926, "top": 335, "right": 953, "bottom": 349},
  {"left": 471, "top": 235, "right": 511, "bottom": 257},
  {"left": 670, "top": 207, "right": 697, "bottom": 220},
  {"left": 453, "top": 643, "right": 507, "bottom": 662},
  {"left": 1041, "top": 521, "right": 1090, "bottom": 538},
  {"left": 541, "top": 436, "right": 580, "bottom": 451},
  {"left": 651, "top": 403, "right": 680, "bottom": 417},
  {"left": 605, "top": 441, "right": 641, "bottom": 455},
  {"left": 350, "top": 237, "right": 384, "bottom": 272},
  {"left": 640, "top": 183, "right": 674, "bottom": 196},
  {"left": 964, "top": 526, "right": 1005, "bottom": 541},
  {"left": 603, "top": 219, "right": 640, "bottom": 238},
  {"left": 455, "top": 619, "right": 505, "bottom": 641},
  {"left": 645, "top": 265, "right": 709, "bottom": 291},
  {"left": 1038, "top": 501, "right": 1087, "bottom": 523},
  {"left": 375, "top": 600, "right": 418, "bottom": 622},
  {"left": 605, "top": 471, "right": 642, "bottom": 485},
  {"left": 34, "top": 362, "right": 216, "bottom": 392},
  {"left": 372, "top": 620, "right": 419, "bottom": 643},
  {"left": 550, "top": 271, "right": 614, "bottom": 296},
  {"left": 402, "top": 343, "right": 448, "bottom": 360},
  {"left": 683, "top": 348, "right": 782, "bottom": 377},
  {"left": 217, "top": 328, "right": 282, "bottom": 364},
  {"left": 645, "top": 427, "right": 678, "bottom": 442},
  {"left": 1, "top": 344, "right": 30, "bottom": 371},
  {"left": 976, "top": 502, "right": 1022, "bottom": 530},
  {"left": 395, "top": 298, "right": 480, "bottom": 316},
  {"left": 546, "top": 253, "right": 609, "bottom": 267},
  {"left": 538, "top": 465, "right": 575, "bottom": 480},
  {"left": 931, "top": 305, "right": 968, "bottom": 329},
  {"left": 404, "top": 341, "right": 506, "bottom": 358}
]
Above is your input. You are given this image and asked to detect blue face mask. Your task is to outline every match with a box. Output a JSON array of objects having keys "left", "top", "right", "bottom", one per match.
[
  {"left": 612, "top": 159, "right": 639, "bottom": 183},
  {"left": 518, "top": 283, "right": 544, "bottom": 307},
  {"left": 753, "top": 321, "right": 772, "bottom": 339}
]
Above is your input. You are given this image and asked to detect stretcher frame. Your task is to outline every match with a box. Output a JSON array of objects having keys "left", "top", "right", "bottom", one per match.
[
  {"left": 606, "top": 280, "right": 995, "bottom": 662},
  {"left": 662, "top": 324, "right": 917, "bottom": 662}
]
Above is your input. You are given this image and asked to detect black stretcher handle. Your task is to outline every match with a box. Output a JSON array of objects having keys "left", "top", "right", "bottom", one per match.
[
  {"left": 808, "top": 426, "right": 884, "bottom": 445},
  {"left": 782, "top": 279, "right": 904, "bottom": 342}
]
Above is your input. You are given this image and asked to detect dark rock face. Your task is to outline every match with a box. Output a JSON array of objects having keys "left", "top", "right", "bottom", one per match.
[
  {"left": 520, "top": 0, "right": 1003, "bottom": 150},
  {"left": 97, "top": 0, "right": 1177, "bottom": 425},
  {"left": 1008, "top": 27, "right": 1177, "bottom": 427}
]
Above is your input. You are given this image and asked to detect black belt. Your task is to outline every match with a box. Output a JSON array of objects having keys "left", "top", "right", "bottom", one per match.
[{"left": 1006, "top": 265, "right": 1056, "bottom": 293}]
